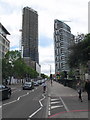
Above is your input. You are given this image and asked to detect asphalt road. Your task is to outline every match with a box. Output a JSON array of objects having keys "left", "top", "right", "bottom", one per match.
[
  {"left": 1, "top": 81, "right": 89, "bottom": 119},
  {"left": 2, "top": 84, "right": 48, "bottom": 119}
]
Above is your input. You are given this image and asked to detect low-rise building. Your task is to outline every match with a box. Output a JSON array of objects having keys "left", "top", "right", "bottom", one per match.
[
  {"left": 0, "top": 23, "right": 10, "bottom": 59},
  {"left": 23, "top": 57, "right": 41, "bottom": 77}
]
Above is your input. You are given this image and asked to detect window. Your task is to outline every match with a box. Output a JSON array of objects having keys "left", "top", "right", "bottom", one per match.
[
  {"left": 61, "top": 63, "right": 63, "bottom": 68},
  {"left": 55, "top": 22, "right": 57, "bottom": 29}
]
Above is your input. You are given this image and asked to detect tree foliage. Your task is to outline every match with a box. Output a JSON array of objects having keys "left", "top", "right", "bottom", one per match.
[
  {"left": 68, "top": 33, "right": 90, "bottom": 68},
  {"left": 2, "top": 50, "right": 39, "bottom": 84},
  {"left": 41, "top": 73, "right": 48, "bottom": 79}
]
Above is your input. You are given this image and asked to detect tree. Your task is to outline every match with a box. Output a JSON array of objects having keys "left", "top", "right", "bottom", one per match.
[
  {"left": 5, "top": 50, "right": 21, "bottom": 63},
  {"left": 2, "top": 50, "right": 39, "bottom": 84},
  {"left": 2, "top": 58, "right": 13, "bottom": 84},
  {"left": 68, "top": 33, "right": 90, "bottom": 68},
  {"left": 13, "top": 58, "right": 27, "bottom": 79},
  {"left": 41, "top": 73, "right": 48, "bottom": 79}
]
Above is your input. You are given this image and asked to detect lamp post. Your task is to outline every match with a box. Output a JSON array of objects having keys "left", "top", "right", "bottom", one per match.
[{"left": 50, "top": 65, "right": 51, "bottom": 76}]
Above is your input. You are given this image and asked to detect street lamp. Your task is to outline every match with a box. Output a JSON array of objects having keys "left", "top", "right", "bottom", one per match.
[{"left": 49, "top": 65, "right": 51, "bottom": 76}]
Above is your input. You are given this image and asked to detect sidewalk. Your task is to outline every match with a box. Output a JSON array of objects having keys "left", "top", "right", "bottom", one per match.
[{"left": 47, "top": 80, "right": 89, "bottom": 118}]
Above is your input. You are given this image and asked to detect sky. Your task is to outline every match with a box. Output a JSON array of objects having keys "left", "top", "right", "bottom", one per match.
[{"left": 0, "top": 0, "right": 89, "bottom": 76}]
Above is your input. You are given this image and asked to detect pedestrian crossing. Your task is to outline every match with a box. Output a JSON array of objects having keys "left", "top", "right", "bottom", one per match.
[{"left": 48, "top": 95, "right": 66, "bottom": 116}]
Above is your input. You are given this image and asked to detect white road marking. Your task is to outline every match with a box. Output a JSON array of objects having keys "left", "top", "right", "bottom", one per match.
[
  {"left": 29, "top": 94, "right": 45, "bottom": 118},
  {"left": 2, "top": 99, "right": 18, "bottom": 106},
  {"left": 39, "top": 94, "right": 45, "bottom": 107},
  {"left": 51, "top": 105, "right": 63, "bottom": 109},
  {"left": 48, "top": 110, "right": 51, "bottom": 116},
  {"left": 51, "top": 101, "right": 61, "bottom": 104},
  {"left": 51, "top": 99, "right": 59, "bottom": 101},
  {"left": 49, "top": 107, "right": 50, "bottom": 111},
  {"left": 29, "top": 107, "right": 42, "bottom": 118},
  {"left": 2, "top": 87, "right": 37, "bottom": 107},
  {"left": 59, "top": 97, "right": 69, "bottom": 112},
  {"left": 2, "top": 92, "right": 30, "bottom": 107}
]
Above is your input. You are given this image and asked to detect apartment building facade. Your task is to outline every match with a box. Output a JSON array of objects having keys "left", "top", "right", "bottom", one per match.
[
  {"left": 0, "top": 23, "right": 10, "bottom": 59},
  {"left": 54, "top": 19, "right": 75, "bottom": 74}
]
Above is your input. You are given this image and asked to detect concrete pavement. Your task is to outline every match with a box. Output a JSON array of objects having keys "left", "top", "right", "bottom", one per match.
[{"left": 46, "top": 80, "right": 89, "bottom": 118}]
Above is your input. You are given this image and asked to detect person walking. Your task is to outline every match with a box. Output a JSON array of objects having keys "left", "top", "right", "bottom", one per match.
[
  {"left": 51, "top": 79, "right": 53, "bottom": 86},
  {"left": 42, "top": 81, "right": 47, "bottom": 93},
  {"left": 76, "top": 81, "right": 83, "bottom": 102},
  {"left": 85, "top": 80, "right": 90, "bottom": 100},
  {"left": 50, "top": 74, "right": 53, "bottom": 86}
]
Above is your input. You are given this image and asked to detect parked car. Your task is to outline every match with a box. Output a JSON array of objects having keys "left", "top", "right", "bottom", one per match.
[
  {"left": 34, "top": 81, "right": 39, "bottom": 86},
  {"left": 22, "top": 82, "right": 34, "bottom": 90},
  {"left": 0, "top": 84, "right": 11, "bottom": 100},
  {"left": 41, "top": 79, "right": 45, "bottom": 83},
  {"left": 38, "top": 80, "right": 43, "bottom": 85}
]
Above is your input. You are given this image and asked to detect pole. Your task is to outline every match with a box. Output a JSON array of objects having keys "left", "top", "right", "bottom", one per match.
[{"left": 50, "top": 65, "right": 51, "bottom": 75}]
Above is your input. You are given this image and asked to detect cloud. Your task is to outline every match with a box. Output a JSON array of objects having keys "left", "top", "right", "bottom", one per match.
[
  {"left": 39, "top": 44, "right": 55, "bottom": 75},
  {"left": 0, "top": 0, "right": 89, "bottom": 75},
  {"left": 10, "top": 45, "right": 19, "bottom": 51}
]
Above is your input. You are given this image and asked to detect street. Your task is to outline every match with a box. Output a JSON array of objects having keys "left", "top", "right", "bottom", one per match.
[{"left": 1, "top": 80, "right": 89, "bottom": 119}]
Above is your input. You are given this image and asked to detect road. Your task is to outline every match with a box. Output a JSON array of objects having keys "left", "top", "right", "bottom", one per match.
[
  {"left": 1, "top": 81, "right": 89, "bottom": 119},
  {"left": 2, "top": 84, "right": 47, "bottom": 119}
]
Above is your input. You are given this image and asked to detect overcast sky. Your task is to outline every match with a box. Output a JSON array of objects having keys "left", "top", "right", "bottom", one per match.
[{"left": 0, "top": 0, "right": 89, "bottom": 75}]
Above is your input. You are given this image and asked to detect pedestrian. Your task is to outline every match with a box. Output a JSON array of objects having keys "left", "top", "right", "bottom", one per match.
[
  {"left": 51, "top": 79, "right": 53, "bottom": 86},
  {"left": 76, "top": 81, "right": 83, "bottom": 102},
  {"left": 50, "top": 74, "right": 53, "bottom": 86},
  {"left": 42, "top": 81, "right": 47, "bottom": 93},
  {"left": 85, "top": 80, "right": 90, "bottom": 100}
]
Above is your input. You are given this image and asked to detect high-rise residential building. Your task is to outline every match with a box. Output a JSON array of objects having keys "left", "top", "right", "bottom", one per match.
[
  {"left": 54, "top": 19, "right": 75, "bottom": 74},
  {"left": 22, "top": 7, "right": 39, "bottom": 64},
  {"left": 0, "top": 23, "right": 10, "bottom": 59},
  {"left": 21, "top": 7, "right": 41, "bottom": 76}
]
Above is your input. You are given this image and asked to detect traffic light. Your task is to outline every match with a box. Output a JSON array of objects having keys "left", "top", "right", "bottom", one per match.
[{"left": 56, "top": 73, "right": 60, "bottom": 79}]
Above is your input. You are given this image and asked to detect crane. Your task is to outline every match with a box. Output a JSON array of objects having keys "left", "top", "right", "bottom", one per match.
[{"left": 60, "top": 20, "right": 71, "bottom": 23}]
